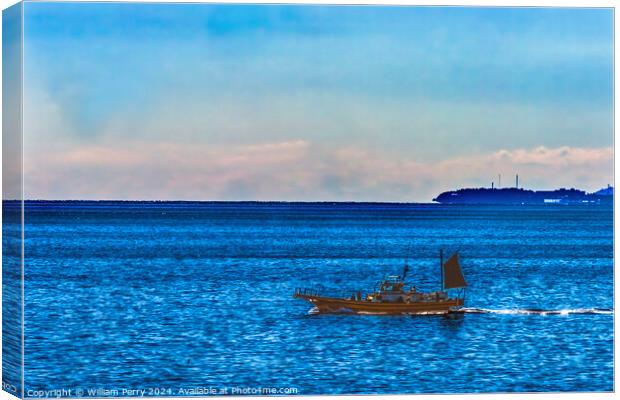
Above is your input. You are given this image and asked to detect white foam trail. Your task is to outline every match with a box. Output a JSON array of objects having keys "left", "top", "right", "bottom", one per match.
[
  {"left": 307, "top": 307, "right": 613, "bottom": 316},
  {"left": 459, "top": 307, "right": 613, "bottom": 315}
]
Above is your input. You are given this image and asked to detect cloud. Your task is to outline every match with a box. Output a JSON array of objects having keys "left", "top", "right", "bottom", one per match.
[
  {"left": 23, "top": 139, "right": 613, "bottom": 202},
  {"left": 491, "top": 146, "right": 612, "bottom": 167}
]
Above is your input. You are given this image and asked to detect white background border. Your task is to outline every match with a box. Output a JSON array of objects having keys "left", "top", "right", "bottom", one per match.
[{"left": 0, "top": 0, "right": 616, "bottom": 399}]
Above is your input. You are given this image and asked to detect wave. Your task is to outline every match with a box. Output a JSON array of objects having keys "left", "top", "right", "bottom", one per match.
[{"left": 458, "top": 307, "right": 613, "bottom": 315}]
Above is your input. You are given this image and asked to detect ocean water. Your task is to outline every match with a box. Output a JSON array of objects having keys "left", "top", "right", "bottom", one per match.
[{"left": 12, "top": 202, "right": 614, "bottom": 395}]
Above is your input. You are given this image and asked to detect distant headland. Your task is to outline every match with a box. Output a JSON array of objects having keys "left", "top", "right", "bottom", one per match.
[{"left": 434, "top": 180, "right": 613, "bottom": 205}]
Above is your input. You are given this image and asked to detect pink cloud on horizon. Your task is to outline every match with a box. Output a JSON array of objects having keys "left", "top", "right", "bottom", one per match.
[{"left": 23, "top": 141, "right": 613, "bottom": 202}]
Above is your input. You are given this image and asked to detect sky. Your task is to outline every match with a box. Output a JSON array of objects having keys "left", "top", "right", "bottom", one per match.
[
  {"left": 16, "top": 3, "right": 614, "bottom": 201},
  {"left": 3, "top": 3, "right": 21, "bottom": 200}
]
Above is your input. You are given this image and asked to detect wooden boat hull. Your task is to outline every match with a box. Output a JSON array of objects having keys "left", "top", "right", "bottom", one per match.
[{"left": 294, "top": 293, "right": 464, "bottom": 315}]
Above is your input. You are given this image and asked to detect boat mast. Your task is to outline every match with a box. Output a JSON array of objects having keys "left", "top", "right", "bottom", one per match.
[
  {"left": 440, "top": 248, "right": 444, "bottom": 291},
  {"left": 403, "top": 243, "right": 411, "bottom": 280}
]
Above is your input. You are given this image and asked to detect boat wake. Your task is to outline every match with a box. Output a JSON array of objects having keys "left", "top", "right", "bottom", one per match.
[
  {"left": 307, "top": 306, "right": 613, "bottom": 316},
  {"left": 457, "top": 307, "right": 613, "bottom": 315}
]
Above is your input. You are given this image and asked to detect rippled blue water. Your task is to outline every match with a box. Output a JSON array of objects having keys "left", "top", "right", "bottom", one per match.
[{"left": 16, "top": 202, "right": 613, "bottom": 394}]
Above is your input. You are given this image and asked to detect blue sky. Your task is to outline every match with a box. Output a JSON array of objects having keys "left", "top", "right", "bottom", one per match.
[{"left": 19, "top": 3, "right": 614, "bottom": 201}]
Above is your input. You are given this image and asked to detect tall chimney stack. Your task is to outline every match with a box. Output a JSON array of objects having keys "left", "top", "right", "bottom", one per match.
[{"left": 516, "top": 174, "right": 519, "bottom": 189}]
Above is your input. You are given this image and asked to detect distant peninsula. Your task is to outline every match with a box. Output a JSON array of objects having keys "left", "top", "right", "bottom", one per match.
[{"left": 433, "top": 184, "right": 613, "bottom": 205}]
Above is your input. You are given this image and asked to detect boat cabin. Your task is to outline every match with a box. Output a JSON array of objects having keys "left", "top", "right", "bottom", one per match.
[{"left": 367, "top": 275, "right": 416, "bottom": 303}]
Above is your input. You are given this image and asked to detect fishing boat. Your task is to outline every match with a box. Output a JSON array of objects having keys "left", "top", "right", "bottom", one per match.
[{"left": 293, "top": 250, "right": 467, "bottom": 315}]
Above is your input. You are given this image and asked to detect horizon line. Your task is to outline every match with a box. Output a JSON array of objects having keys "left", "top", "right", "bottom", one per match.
[
  {"left": 3, "top": 199, "right": 435, "bottom": 204},
  {"left": 4, "top": 183, "right": 613, "bottom": 204}
]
